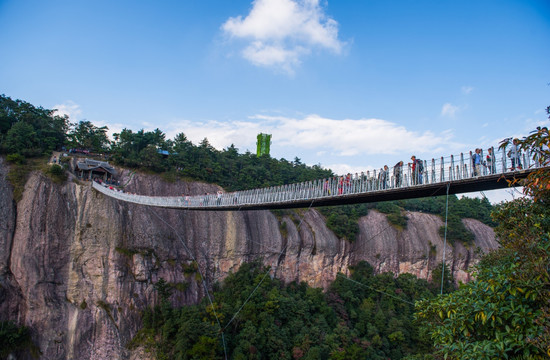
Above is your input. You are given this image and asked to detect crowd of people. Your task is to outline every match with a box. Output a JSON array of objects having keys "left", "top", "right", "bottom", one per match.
[
  {"left": 472, "top": 139, "right": 524, "bottom": 177},
  {"left": 93, "top": 177, "right": 125, "bottom": 193}
]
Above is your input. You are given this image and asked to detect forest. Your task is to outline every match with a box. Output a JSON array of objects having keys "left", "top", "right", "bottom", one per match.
[
  {"left": 1, "top": 94, "right": 548, "bottom": 359},
  {"left": 128, "top": 261, "right": 450, "bottom": 360}
]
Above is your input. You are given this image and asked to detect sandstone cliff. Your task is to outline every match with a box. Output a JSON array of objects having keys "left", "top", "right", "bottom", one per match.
[{"left": 0, "top": 159, "right": 498, "bottom": 359}]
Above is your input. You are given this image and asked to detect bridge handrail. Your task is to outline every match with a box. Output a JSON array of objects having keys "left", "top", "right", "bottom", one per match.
[{"left": 92, "top": 145, "right": 547, "bottom": 209}]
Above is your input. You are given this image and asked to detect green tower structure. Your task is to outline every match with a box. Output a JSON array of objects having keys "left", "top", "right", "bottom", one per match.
[{"left": 256, "top": 133, "right": 272, "bottom": 157}]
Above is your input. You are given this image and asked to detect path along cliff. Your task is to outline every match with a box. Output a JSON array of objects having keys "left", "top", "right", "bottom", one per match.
[{"left": 0, "top": 158, "right": 498, "bottom": 359}]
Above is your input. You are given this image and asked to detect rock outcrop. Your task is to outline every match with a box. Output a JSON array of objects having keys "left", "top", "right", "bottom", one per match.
[{"left": 0, "top": 160, "right": 498, "bottom": 359}]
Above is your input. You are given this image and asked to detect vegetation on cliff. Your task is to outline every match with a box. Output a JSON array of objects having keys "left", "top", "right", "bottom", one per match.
[
  {"left": 0, "top": 94, "right": 333, "bottom": 191},
  {"left": 130, "top": 261, "right": 449, "bottom": 359},
  {"left": 318, "top": 195, "right": 494, "bottom": 244},
  {"left": 0, "top": 321, "right": 38, "bottom": 358},
  {"left": 109, "top": 129, "right": 334, "bottom": 191},
  {"left": 415, "top": 123, "right": 550, "bottom": 359},
  {"left": 0, "top": 95, "right": 68, "bottom": 157}
]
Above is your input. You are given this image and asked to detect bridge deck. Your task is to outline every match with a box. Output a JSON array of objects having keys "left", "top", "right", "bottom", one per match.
[{"left": 92, "top": 166, "right": 540, "bottom": 211}]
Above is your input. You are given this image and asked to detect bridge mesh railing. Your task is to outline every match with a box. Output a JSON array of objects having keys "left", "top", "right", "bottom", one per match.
[{"left": 92, "top": 145, "right": 546, "bottom": 209}]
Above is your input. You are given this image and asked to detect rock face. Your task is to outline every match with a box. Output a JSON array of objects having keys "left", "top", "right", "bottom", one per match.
[{"left": 0, "top": 161, "right": 498, "bottom": 359}]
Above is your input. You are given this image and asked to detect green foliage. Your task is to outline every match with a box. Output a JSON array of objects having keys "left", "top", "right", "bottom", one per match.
[
  {"left": 499, "top": 116, "right": 550, "bottom": 202},
  {"left": 428, "top": 262, "right": 455, "bottom": 294},
  {"left": 3, "top": 121, "right": 40, "bottom": 156},
  {"left": 438, "top": 214, "right": 474, "bottom": 246},
  {"left": 132, "top": 260, "right": 440, "bottom": 359},
  {"left": 45, "top": 164, "right": 67, "bottom": 184},
  {"left": 6, "top": 153, "right": 26, "bottom": 164},
  {"left": 182, "top": 261, "right": 198, "bottom": 276},
  {"left": 375, "top": 202, "right": 408, "bottom": 229},
  {"left": 318, "top": 204, "right": 369, "bottom": 241},
  {"left": 415, "top": 253, "right": 548, "bottom": 359},
  {"left": 6, "top": 157, "right": 45, "bottom": 202},
  {"left": 154, "top": 278, "right": 173, "bottom": 302},
  {"left": 319, "top": 195, "right": 492, "bottom": 245},
  {"left": 0, "top": 94, "right": 68, "bottom": 157},
  {"left": 0, "top": 321, "right": 38, "bottom": 358},
  {"left": 66, "top": 120, "right": 110, "bottom": 153},
  {"left": 398, "top": 195, "right": 495, "bottom": 227},
  {"left": 114, "top": 247, "right": 139, "bottom": 257},
  {"left": 109, "top": 129, "right": 333, "bottom": 190},
  {"left": 415, "top": 127, "right": 550, "bottom": 359}
]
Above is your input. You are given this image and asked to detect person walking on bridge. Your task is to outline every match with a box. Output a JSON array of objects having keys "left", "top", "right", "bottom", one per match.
[
  {"left": 472, "top": 148, "right": 483, "bottom": 176},
  {"left": 393, "top": 161, "right": 403, "bottom": 187},
  {"left": 486, "top": 147, "right": 496, "bottom": 174},
  {"left": 410, "top": 156, "right": 423, "bottom": 185},
  {"left": 378, "top": 165, "right": 389, "bottom": 189},
  {"left": 508, "top": 138, "right": 522, "bottom": 170}
]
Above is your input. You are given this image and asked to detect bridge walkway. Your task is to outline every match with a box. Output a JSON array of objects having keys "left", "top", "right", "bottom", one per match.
[{"left": 92, "top": 145, "right": 547, "bottom": 210}]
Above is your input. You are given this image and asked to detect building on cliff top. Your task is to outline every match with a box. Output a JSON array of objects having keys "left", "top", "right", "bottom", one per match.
[{"left": 76, "top": 158, "right": 117, "bottom": 181}]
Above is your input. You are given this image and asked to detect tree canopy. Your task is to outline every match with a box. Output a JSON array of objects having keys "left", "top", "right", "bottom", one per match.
[
  {"left": 415, "top": 122, "right": 550, "bottom": 359},
  {"left": 130, "top": 260, "right": 440, "bottom": 359},
  {"left": 0, "top": 94, "right": 68, "bottom": 156}
]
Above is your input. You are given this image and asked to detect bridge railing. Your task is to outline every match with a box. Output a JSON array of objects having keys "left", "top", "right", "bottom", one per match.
[{"left": 92, "top": 144, "right": 545, "bottom": 209}]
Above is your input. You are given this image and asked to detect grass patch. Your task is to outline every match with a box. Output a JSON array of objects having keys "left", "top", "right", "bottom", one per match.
[
  {"left": 115, "top": 247, "right": 139, "bottom": 257},
  {"left": 438, "top": 215, "right": 474, "bottom": 246},
  {"left": 0, "top": 321, "right": 40, "bottom": 359},
  {"left": 97, "top": 300, "right": 111, "bottom": 312},
  {"left": 318, "top": 204, "right": 369, "bottom": 242},
  {"left": 160, "top": 170, "right": 179, "bottom": 183},
  {"left": 375, "top": 202, "right": 408, "bottom": 230},
  {"left": 6, "top": 156, "right": 47, "bottom": 202},
  {"left": 170, "top": 281, "right": 189, "bottom": 292},
  {"left": 44, "top": 164, "right": 67, "bottom": 184},
  {"left": 183, "top": 261, "right": 198, "bottom": 276}
]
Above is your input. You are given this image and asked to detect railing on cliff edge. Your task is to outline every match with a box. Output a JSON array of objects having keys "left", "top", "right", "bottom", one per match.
[{"left": 92, "top": 146, "right": 548, "bottom": 211}]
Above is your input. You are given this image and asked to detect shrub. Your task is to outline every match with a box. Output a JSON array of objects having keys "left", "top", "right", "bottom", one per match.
[
  {"left": 46, "top": 164, "right": 67, "bottom": 184},
  {"left": 6, "top": 153, "right": 26, "bottom": 164}
]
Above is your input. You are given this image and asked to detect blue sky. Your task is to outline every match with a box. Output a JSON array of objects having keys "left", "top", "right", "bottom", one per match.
[{"left": 1, "top": 0, "right": 549, "bottom": 202}]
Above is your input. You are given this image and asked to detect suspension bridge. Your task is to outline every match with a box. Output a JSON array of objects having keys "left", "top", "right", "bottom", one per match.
[{"left": 92, "top": 146, "right": 546, "bottom": 210}]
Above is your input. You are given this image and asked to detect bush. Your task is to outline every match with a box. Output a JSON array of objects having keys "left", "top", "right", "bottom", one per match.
[
  {"left": 46, "top": 164, "right": 67, "bottom": 183},
  {"left": 375, "top": 201, "right": 408, "bottom": 229},
  {"left": 6, "top": 153, "right": 26, "bottom": 164},
  {"left": 0, "top": 321, "right": 37, "bottom": 358}
]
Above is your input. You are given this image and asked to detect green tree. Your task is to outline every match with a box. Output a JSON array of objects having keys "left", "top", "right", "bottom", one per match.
[
  {"left": 0, "top": 321, "right": 36, "bottom": 358},
  {"left": 66, "top": 120, "right": 109, "bottom": 152},
  {"left": 3, "top": 121, "right": 40, "bottom": 156},
  {"left": 0, "top": 94, "right": 69, "bottom": 156},
  {"left": 429, "top": 262, "right": 455, "bottom": 294},
  {"left": 415, "top": 125, "right": 550, "bottom": 359}
]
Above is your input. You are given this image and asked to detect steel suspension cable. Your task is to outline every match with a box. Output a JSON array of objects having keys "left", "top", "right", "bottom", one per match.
[{"left": 440, "top": 183, "right": 450, "bottom": 295}]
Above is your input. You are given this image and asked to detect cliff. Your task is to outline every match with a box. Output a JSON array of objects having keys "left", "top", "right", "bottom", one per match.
[{"left": 0, "top": 158, "right": 498, "bottom": 359}]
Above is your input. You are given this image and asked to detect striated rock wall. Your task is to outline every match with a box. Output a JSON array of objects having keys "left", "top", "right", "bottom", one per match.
[{"left": 0, "top": 162, "right": 498, "bottom": 359}]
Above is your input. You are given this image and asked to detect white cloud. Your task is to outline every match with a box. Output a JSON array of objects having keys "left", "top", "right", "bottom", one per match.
[
  {"left": 53, "top": 101, "right": 82, "bottom": 120},
  {"left": 461, "top": 86, "right": 474, "bottom": 94},
  {"left": 161, "top": 114, "right": 461, "bottom": 158},
  {"left": 441, "top": 103, "right": 459, "bottom": 117},
  {"left": 95, "top": 121, "right": 126, "bottom": 140},
  {"left": 467, "top": 188, "right": 525, "bottom": 205},
  {"left": 324, "top": 163, "right": 374, "bottom": 176},
  {"left": 222, "top": 0, "right": 344, "bottom": 73}
]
